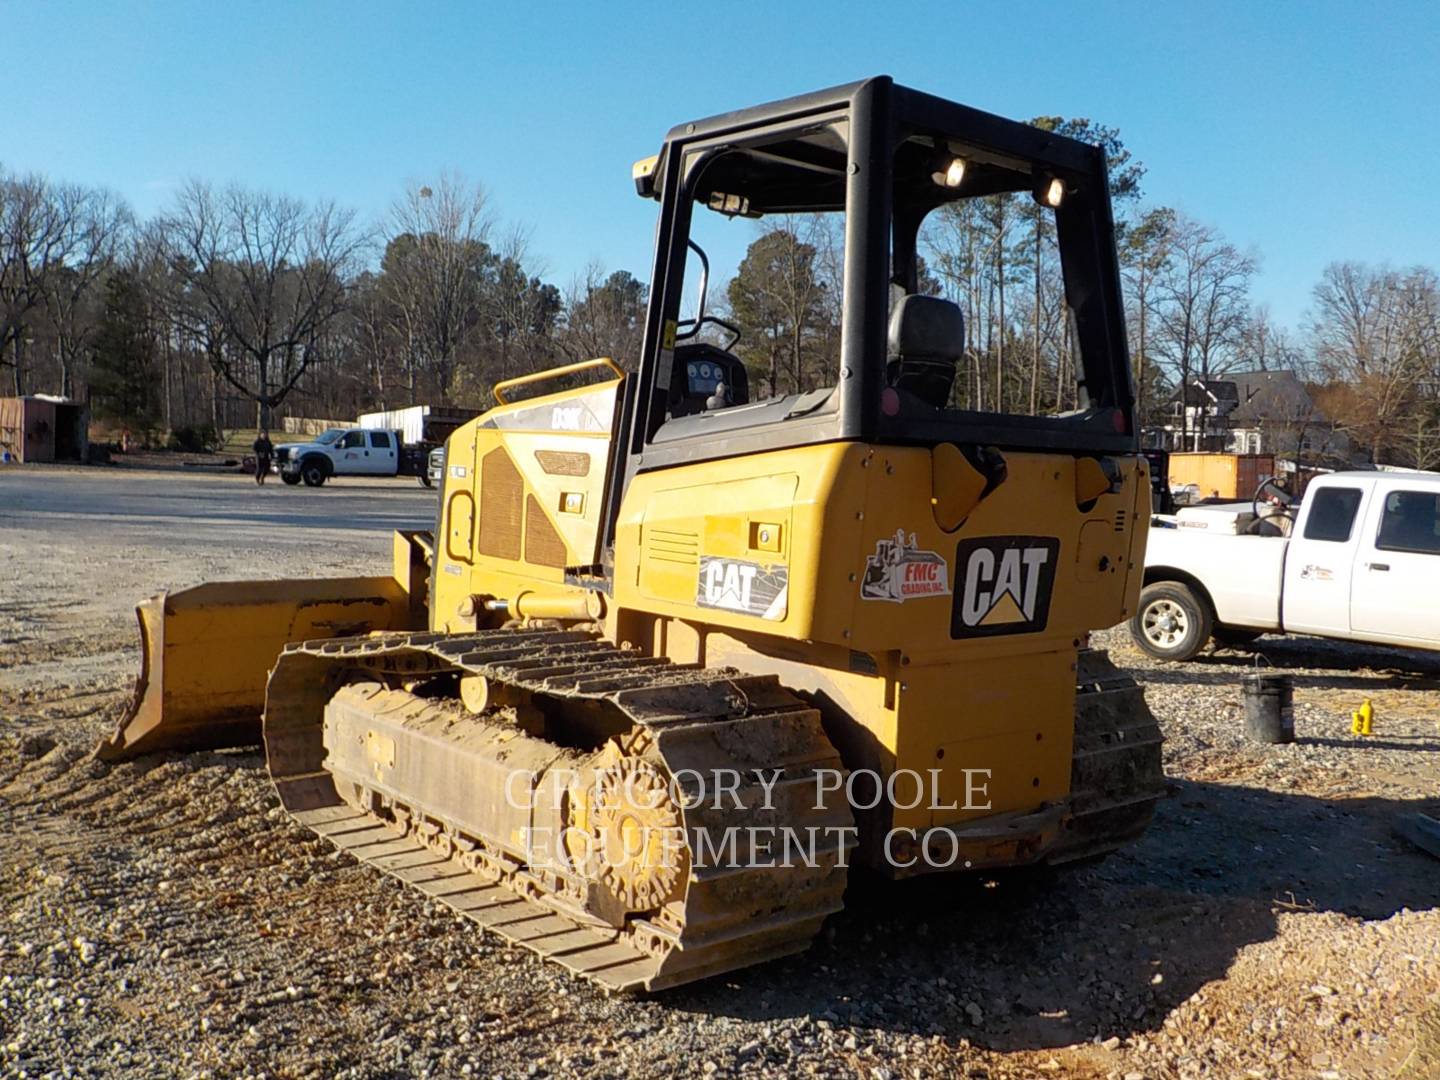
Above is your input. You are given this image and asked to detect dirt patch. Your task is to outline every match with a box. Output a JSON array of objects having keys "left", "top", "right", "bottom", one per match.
[{"left": 2, "top": 469, "right": 1437, "bottom": 1078}]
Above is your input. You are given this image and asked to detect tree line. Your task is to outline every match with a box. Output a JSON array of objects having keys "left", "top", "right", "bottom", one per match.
[
  {"left": 4, "top": 131, "right": 1439, "bottom": 467},
  {"left": 0, "top": 168, "right": 647, "bottom": 442},
  {"left": 714, "top": 119, "right": 1440, "bottom": 469}
]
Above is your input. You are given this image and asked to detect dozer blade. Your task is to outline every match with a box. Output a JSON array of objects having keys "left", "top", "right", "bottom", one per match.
[{"left": 96, "top": 577, "right": 416, "bottom": 762}]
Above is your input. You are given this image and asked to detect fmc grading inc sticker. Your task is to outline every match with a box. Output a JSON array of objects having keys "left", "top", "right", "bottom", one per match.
[{"left": 859, "top": 530, "right": 952, "bottom": 603}]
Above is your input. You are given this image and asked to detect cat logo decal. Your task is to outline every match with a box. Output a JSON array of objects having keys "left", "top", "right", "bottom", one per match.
[
  {"left": 696, "top": 557, "right": 788, "bottom": 620},
  {"left": 951, "top": 536, "right": 1060, "bottom": 638}
]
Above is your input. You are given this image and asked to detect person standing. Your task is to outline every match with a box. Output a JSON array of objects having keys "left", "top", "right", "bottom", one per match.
[{"left": 252, "top": 430, "right": 274, "bottom": 486}]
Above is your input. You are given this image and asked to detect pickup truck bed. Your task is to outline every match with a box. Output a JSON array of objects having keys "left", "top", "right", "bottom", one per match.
[{"left": 1143, "top": 528, "right": 1287, "bottom": 631}]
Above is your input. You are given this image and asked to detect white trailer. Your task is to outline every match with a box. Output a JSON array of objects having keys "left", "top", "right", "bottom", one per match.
[
  {"left": 357, "top": 405, "right": 429, "bottom": 446},
  {"left": 357, "top": 405, "right": 474, "bottom": 447}
]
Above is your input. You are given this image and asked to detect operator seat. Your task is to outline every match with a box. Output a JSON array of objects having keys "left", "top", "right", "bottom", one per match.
[{"left": 886, "top": 294, "right": 964, "bottom": 408}]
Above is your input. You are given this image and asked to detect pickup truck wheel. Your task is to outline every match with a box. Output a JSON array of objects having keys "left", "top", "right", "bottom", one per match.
[
  {"left": 301, "top": 460, "right": 328, "bottom": 487},
  {"left": 280, "top": 472, "right": 301, "bottom": 487},
  {"left": 1131, "top": 582, "right": 1213, "bottom": 661}
]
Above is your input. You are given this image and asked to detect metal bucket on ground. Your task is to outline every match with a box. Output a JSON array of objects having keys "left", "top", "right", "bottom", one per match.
[{"left": 1242, "top": 673, "right": 1294, "bottom": 744}]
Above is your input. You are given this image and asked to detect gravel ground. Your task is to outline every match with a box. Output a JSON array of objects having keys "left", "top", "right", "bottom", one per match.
[{"left": 1, "top": 465, "right": 1438, "bottom": 1079}]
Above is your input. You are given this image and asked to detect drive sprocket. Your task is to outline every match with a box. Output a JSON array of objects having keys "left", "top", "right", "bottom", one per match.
[{"left": 567, "top": 749, "right": 688, "bottom": 913}]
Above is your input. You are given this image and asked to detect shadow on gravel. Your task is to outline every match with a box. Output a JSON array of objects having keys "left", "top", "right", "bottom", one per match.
[
  {"left": 669, "top": 780, "right": 1440, "bottom": 1052},
  {"left": 1129, "top": 635, "right": 1440, "bottom": 685},
  {"left": 1136, "top": 664, "right": 1440, "bottom": 694},
  {"left": 1300, "top": 735, "right": 1440, "bottom": 753}
]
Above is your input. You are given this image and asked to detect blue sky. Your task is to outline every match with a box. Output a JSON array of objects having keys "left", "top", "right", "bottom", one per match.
[{"left": 5, "top": 1, "right": 1437, "bottom": 332}]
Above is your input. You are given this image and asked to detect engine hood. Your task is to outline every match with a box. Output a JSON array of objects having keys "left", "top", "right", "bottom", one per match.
[{"left": 275, "top": 442, "right": 325, "bottom": 460}]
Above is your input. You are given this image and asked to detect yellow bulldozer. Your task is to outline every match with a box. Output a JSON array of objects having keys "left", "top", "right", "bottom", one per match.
[{"left": 99, "top": 77, "right": 1163, "bottom": 992}]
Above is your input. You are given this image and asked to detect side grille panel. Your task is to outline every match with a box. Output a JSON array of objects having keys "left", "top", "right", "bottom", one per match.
[
  {"left": 525, "top": 494, "right": 569, "bottom": 568},
  {"left": 478, "top": 448, "right": 523, "bottom": 561}
]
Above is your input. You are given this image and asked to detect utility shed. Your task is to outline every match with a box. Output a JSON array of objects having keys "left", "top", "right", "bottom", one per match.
[{"left": 0, "top": 396, "right": 90, "bottom": 463}]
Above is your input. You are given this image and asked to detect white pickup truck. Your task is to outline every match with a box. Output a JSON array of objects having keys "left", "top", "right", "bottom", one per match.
[
  {"left": 274, "top": 428, "right": 420, "bottom": 487},
  {"left": 1131, "top": 470, "right": 1440, "bottom": 660}
]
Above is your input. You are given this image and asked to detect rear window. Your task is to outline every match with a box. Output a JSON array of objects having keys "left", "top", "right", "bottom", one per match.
[
  {"left": 1376, "top": 490, "right": 1440, "bottom": 555},
  {"left": 1302, "top": 487, "right": 1362, "bottom": 542},
  {"left": 369, "top": 431, "right": 392, "bottom": 449}
]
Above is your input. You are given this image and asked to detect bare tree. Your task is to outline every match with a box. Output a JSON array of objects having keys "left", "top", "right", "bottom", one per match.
[
  {"left": 1400, "top": 410, "right": 1440, "bottom": 471},
  {"left": 129, "top": 219, "right": 187, "bottom": 428},
  {"left": 924, "top": 199, "right": 992, "bottom": 410},
  {"left": 484, "top": 224, "right": 561, "bottom": 383},
  {"left": 43, "top": 187, "right": 132, "bottom": 397},
  {"left": 978, "top": 195, "right": 1022, "bottom": 410},
  {"left": 1240, "top": 305, "right": 1302, "bottom": 372},
  {"left": 558, "top": 264, "right": 646, "bottom": 368},
  {"left": 0, "top": 169, "right": 104, "bottom": 394},
  {"left": 924, "top": 195, "right": 1070, "bottom": 415},
  {"left": 350, "top": 270, "right": 395, "bottom": 408},
  {"left": 1151, "top": 215, "right": 1257, "bottom": 449},
  {"left": 1307, "top": 262, "right": 1439, "bottom": 462},
  {"left": 1120, "top": 206, "right": 1175, "bottom": 424},
  {"left": 382, "top": 173, "right": 493, "bottom": 396},
  {"left": 163, "top": 180, "right": 365, "bottom": 424}
]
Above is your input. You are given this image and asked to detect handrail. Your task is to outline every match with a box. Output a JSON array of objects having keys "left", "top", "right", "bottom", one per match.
[{"left": 492, "top": 358, "right": 625, "bottom": 406}]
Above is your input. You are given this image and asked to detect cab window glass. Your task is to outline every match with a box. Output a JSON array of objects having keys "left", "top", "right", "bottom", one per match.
[
  {"left": 1302, "top": 487, "right": 1362, "bottom": 542},
  {"left": 369, "top": 431, "right": 392, "bottom": 449},
  {"left": 669, "top": 120, "right": 847, "bottom": 419},
  {"left": 1376, "top": 490, "right": 1440, "bottom": 554},
  {"left": 339, "top": 431, "right": 365, "bottom": 449},
  {"left": 910, "top": 142, "right": 1075, "bottom": 418}
]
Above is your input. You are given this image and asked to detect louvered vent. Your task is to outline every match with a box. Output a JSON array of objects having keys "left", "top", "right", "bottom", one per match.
[
  {"left": 645, "top": 527, "right": 700, "bottom": 566},
  {"left": 478, "top": 448, "right": 523, "bottom": 561},
  {"left": 1114, "top": 509, "right": 1127, "bottom": 534}
]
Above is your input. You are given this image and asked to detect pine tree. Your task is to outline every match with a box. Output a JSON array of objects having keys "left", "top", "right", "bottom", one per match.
[
  {"left": 727, "top": 226, "right": 826, "bottom": 398},
  {"left": 89, "top": 268, "right": 159, "bottom": 430}
]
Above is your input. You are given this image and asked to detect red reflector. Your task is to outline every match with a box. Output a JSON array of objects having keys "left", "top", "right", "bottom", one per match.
[{"left": 1112, "top": 409, "right": 1126, "bottom": 432}]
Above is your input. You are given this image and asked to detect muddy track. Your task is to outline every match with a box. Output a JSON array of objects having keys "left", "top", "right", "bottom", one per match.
[{"left": 264, "top": 629, "right": 855, "bottom": 992}]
